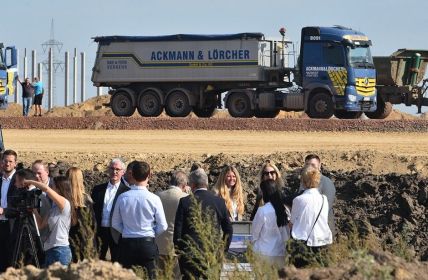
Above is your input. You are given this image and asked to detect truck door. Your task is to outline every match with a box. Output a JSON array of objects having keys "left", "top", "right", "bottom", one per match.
[{"left": 322, "top": 42, "right": 347, "bottom": 97}]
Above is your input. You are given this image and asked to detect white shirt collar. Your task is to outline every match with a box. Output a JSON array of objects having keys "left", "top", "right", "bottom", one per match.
[
  {"left": 303, "top": 188, "right": 321, "bottom": 194},
  {"left": 130, "top": 184, "right": 148, "bottom": 190},
  {"left": 2, "top": 169, "right": 16, "bottom": 181},
  {"left": 107, "top": 181, "right": 121, "bottom": 189}
]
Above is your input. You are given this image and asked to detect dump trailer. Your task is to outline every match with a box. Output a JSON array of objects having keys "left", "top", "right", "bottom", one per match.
[
  {"left": 370, "top": 49, "right": 428, "bottom": 119},
  {"left": 0, "top": 43, "right": 18, "bottom": 109},
  {"left": 92, "top": 26, "right": 377, "bottom": 118}
]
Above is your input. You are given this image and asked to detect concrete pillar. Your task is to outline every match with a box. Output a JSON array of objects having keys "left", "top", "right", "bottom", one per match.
[
  {"left": 37, "top": 63, "right": 43, "bottom": 82},
  {"left": 31, "top": 50, "right": 36, "bottom": 79},
  {"left": 80, "top": 52, "right": 85, "bottom": 102},
  {"left": 97, "top": 87, "right": 103, "bottom": 96},
  {"left": 73, "top": 48, "right": 77, "bottom": 104},
  {"left": 65, "top": 52, "right": 69, "bottom": 107}
]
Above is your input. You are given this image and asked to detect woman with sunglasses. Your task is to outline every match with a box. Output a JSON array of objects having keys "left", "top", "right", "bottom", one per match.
[
  {"left": 250, "top": 160, "right": 285, "bottom": 221},
  {"left": 213, "top": 165, "right": 246, "bottom": 221}
]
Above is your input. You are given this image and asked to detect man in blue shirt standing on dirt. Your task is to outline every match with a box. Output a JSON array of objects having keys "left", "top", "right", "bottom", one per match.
[{"left": 32, "top": 77, "right": 44, "bottom": 116}]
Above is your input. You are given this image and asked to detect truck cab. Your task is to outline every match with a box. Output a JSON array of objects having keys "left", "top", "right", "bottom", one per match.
[
  {"left": 0, "top": 43, "right": 18, "bottom": 109},
  {"left": 297, "top": 26, "right": 377, "bottom": 118}
]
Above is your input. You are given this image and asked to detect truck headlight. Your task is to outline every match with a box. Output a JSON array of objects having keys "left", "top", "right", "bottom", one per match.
[{"left": 348, "top": 94, "right": 357, "bottom": 102}]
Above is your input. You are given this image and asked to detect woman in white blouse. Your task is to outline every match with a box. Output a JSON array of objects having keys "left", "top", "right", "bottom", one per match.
[
  {"left": 251, "top": 180, "right": 289, "bottom": 268},
  {"left": 290, "top": 165, "right": 332, "bottom": 266}
]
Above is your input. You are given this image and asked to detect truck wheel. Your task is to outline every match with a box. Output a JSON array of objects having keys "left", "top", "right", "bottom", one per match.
[
  {"left": 227, "top": 93, "right": 254, "bottom": 118},
  {"left": 254, "top": 109, "right": 280, "bottom": 118},
  {"left": 307, "top": 92, "right": 334, "bottom": 119},
  {"left": 137, "top": 91, "right": 163, "bottom": 117},
  {"left": 111, "top": 91, "right": 136, "bottom": 117},
  {"left": 165, "top": 91, "right": 192, "bottom": 117},
  {"left": 365, "top": 98, "right": 392, "bottom": 119},
  {"left": 334, "top": 110, "right": 363, "bottom": 119}
]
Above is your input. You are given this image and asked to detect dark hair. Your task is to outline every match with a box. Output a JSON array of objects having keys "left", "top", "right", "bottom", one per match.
[
  {"left": 260, "top": 179, "right": 288, "bottom": 227},
  {"left": 2, "top": 150, "right": 17, "bottom": 161},
  {"left": 132, "top": 161, "right": 150, "bottom": 182},
  {"left": 305, "top": 154, "right": 320, "bottom": 163},
  {"left": 53, "top": 176, "right": 77, "bottom": 226},
  {"left": 170, "top": 170, "right": 188, "bottom": 187},
  {"left": 126, "top": 160, "right": 138, "bottom": 172},
  {"left": 15, "top": 168, "right": 36, "bottom": 181}
]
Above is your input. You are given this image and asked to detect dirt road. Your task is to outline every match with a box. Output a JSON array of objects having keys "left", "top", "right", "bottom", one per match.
[{"left": 4, "top": 129, "right": 428, "bottom": 176}]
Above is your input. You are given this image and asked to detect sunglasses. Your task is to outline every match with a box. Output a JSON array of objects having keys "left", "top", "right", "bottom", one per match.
[{"left": 262, "top": 170, "right": 276, "bottom": 176}]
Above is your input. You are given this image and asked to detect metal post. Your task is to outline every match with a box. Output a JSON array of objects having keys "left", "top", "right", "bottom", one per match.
[
  {"left": 31, "top": 50, "right": 36, "bottom": 79},
  {"left": 80, "top": 52, "right": 85, "bottom": 102},
  {"left": 15, "top": 49, "right": 19, "bottom": 103},
  {"left": 73, "top": 48, "right": 77, "bottom": 104},
  {"left": 97, "top": 87, "right": 103, "bottom": 96},
  {"left": 65, "top": 52, "right": 69, "bottom": 106},
  {"left": 48, "top": 48, "right": 53, "bottom": 110}
]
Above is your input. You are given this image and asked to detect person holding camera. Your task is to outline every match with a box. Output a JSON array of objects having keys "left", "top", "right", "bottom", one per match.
[{"left": 24, "top": 176, "right": 76, "bottom": 267}]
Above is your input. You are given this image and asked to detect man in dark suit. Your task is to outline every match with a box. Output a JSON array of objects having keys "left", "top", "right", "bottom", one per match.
[
  {"left": 91, "top": 158, "right": 129, "bottom": 261},
  {"left": 0, "top": 150, "right": 17, "bottom": 272},
  {"left": 174, "top": 168, "right": 233, "bottom": 280}
]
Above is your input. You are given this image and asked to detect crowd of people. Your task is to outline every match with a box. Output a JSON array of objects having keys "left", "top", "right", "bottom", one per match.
[{"left": 0, "top": 149, "right": 336, "bottom": 279}]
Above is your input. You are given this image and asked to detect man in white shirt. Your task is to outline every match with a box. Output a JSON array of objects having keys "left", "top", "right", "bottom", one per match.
[
  {"left": 0, "top": 150, "right": 17, "bottom": 272},
  {"left": 112, "top": 161, "right": 167, "bottom": 279},
  {"left": 91, "top": 158, "right": 130, "bottom": 261}
]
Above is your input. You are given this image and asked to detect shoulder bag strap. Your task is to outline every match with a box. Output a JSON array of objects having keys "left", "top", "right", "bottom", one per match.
[{"left": 305, "top": 194, "right": 325, "bottom": 243}]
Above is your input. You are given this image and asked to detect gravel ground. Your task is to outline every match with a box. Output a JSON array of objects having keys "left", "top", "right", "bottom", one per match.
[{"left": 1, "top": 116, "right": 428, "bottom": 132}]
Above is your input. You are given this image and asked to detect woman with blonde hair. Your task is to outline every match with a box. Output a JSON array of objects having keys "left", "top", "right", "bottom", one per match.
[
  {"left": 250, "top": 160, "right": 285, "bottom": 221},
  {"left": 213, "top": 165, "right": 246, "bottom": 221},
  {"left": 66, "top": 167, "right": 97, "bottom": 262},
  {"left": 289, "top": 165, "right": 332, "bottom": 267}
]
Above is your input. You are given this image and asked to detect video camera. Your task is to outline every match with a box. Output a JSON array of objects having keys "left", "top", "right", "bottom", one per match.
[{"left": 10, "top": 188, "right": 42, "bottom": 212}]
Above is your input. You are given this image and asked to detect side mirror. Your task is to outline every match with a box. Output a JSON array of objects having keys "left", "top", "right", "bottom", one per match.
[{"left": 5, "top": 46, "right": 17, "bottom": 68}]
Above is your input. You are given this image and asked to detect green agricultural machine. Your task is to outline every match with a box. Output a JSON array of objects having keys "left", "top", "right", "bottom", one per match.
[{"left": 370, "top": 49, "right": 428, "bottom": 119}]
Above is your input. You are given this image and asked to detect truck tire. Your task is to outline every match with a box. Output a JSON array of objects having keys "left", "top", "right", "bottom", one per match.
[
  {"left": 365, "top": 98, "right": 392, "bottom": 119},
  {"left": 254, "top": 109, "right": 280, "bottom": 118},
  {"left": 227, "top": 92, "right": 254, "bottom": 118},
  {"left": 137, "top": 91, "right": 163, "bottom": 117},
  {"left": 111, "top": 91, "right": 136, "bottom": 117},
  {"left": 307, "top": 92, "right": 334, "bottom": 119},
  {"left": 165, "top": 91, "right": 192, "bottom": 117},
  {"left": 334, "top": 110, "right": 363, "bottom": 119}
]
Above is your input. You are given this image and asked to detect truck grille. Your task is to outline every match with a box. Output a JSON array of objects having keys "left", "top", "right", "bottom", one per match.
[{"left": 355, "top": 78, "right": 376, "bottom": 96}]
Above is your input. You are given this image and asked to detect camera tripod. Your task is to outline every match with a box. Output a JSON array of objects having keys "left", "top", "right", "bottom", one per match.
[{"left": 11, "top": 212, "right": 42, "bottom": 268}]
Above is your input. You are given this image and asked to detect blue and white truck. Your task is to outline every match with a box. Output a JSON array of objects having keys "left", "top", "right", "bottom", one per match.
[
  {"left": 91, "top": 26, "right": 377, "bottom": 118},
  {"left": 0, "top": 43, "right": 18, "bottom": 109}
]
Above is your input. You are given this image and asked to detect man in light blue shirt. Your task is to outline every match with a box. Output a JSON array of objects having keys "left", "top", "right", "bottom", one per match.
[
  {"left": 32, "top": 77, "right": 44, "bottom": 116},
  {"left": 112, "top": 161, "right": 167, "bottom": 279}
]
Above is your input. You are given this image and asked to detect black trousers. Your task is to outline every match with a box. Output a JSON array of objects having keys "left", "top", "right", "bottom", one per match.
[
  {"left": 0, "top": 220, "right": 10, "bottom": 272},
  {"left": 119, "top": 237, "right": 158, "bottom": 280},
  {"left": 98, "top": 227, "right": 119, "bottom": 262}
]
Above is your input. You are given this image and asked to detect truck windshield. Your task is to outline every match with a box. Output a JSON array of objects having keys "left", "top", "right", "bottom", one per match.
[{"left": 347, "top": 46, "right": 374, "bottom": 69}]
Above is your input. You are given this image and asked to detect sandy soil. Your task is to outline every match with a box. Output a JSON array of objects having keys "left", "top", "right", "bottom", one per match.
[{"left": 5, "top": 129, "right": 428, "bottom": 176}]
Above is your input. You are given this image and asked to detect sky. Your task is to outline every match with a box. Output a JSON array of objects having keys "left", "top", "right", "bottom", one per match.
[{"left": 3, "top": 0, "right": 428, "bottom": 113}]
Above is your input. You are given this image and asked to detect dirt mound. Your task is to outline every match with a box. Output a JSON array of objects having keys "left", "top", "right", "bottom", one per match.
[
  {"left": 385, "top": 109, "right": 419, "bottom": 120},
  {"left": 0, "top": 260, "right": 138, "bottom": 280},
  {"left": 279, "top": 250, "right": 428, "bottom": 280},
  {"left": 45, "top": 95, "right": 115, "bottom": 117}
]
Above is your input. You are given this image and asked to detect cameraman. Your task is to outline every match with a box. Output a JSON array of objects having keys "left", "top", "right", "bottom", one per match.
[
  {"left": 24, "top": 176, "right": 75, "bottom": 267},
  {"left": 8, "top": 169, "right": 46, "bottom": 267}
]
